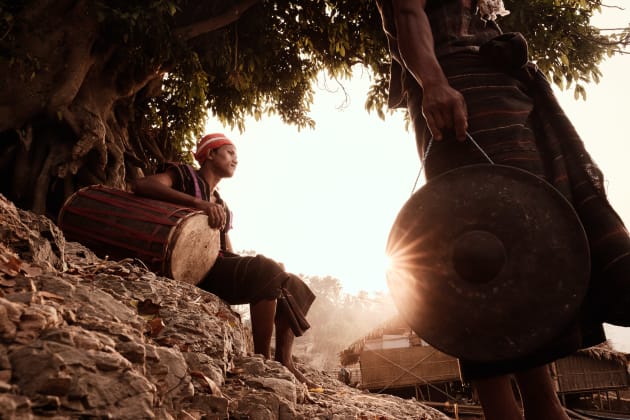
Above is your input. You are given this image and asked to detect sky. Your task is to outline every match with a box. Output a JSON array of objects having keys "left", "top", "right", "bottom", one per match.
[{"left": 208, "top": 3, "right": 630, "bottom": 351}]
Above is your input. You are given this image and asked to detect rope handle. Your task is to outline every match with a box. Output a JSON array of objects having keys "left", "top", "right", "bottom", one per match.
[
  {"left": 410, "top": 132, "right": 494, "bottom": 195},
  {"left": 186, "top": 164, "right": 203, "bottom": 200}
]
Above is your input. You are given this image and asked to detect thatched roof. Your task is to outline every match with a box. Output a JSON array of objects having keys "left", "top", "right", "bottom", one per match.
[
  {"left": 339, "top": 315, "right": 628, "bottom": 368},
  {"left": 577, "top": 342, "right": 628, "bottom": 367},
  {"left": 339, "top": 316, "right": 410, "bottom": 366}
]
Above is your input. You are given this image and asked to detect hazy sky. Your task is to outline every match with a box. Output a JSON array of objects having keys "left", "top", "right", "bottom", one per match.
[{"left": 209, "top": 3, "right": 630, "bottom": 350}]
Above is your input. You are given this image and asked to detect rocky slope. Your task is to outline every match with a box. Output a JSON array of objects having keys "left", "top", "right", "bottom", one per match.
[{"left": 0, "top": 194, "right": 449, "bottom": 419}]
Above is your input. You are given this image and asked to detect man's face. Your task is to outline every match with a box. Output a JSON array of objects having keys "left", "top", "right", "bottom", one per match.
[{"left": 209, "top": 145, "right": 238, "bottom": 178}]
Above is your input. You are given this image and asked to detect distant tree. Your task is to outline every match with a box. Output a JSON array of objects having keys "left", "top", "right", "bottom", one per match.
[
  {"left": 0, "top": 0, "right": 627, "bottom": 216},
  {"left": 297, "top": 275, "right": 397, "bottom": 371},
  {"left": 305, "top": 275, "right": 344, "bottom": 305}
]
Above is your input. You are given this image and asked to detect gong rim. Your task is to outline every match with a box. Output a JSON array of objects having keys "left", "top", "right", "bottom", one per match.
[{"left": 386, "top": 164, "right": 590, "bottom": 362}]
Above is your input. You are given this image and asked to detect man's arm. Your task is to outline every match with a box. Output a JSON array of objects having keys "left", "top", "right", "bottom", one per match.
[
  {"left": 131, "top": 170, "right": 226, "bottom": 229},
  {"left": 391, "top": 0, "right": 468, "bottom": 141}
]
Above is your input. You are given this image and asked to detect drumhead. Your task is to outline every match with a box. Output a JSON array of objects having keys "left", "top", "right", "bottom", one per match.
[{"left": 167, "top": 214, "right": 221, "bottom": 285}]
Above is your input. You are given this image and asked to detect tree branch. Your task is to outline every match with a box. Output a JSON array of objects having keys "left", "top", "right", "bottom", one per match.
[{"left": 174, "top": 0, "right": 261, "bottom": 40}]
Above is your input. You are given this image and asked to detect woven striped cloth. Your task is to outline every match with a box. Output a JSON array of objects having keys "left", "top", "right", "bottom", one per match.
[
  {"left": 409, "top": 50, "right": 630, "bottom": 381},
  {"left": 378, "top": 0, "right": 630, "bottom": 379}
]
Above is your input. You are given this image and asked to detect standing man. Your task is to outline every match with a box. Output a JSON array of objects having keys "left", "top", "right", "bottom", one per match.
[
  {"left": 375, "top": 1, "right": 630, "bottom": 419},
  {"left": 132, "top": 133, "right": 317, "bottom": 388}
]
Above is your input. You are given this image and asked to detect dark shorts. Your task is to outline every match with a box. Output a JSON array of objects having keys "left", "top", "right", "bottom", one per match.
[
  {"left": 200, "top": 254, "right": 285, "bottom": 305},
  {"left": 198, "top": 253, "right": 316, "bottom": 336}
]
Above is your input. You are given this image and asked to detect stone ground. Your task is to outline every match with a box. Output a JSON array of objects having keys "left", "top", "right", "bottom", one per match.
[{"left": 0, "top": 194, "right": 450, "bottom": 419}]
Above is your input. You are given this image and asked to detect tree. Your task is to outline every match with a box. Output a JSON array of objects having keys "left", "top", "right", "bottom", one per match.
[
  {"left": 501, "top": 1, "right": 629, "bottom": 99},
  {"left": 0, "top": 0, "right": 627, "bottom": 216},
  {"left": 295, "top": 275, "right": 398, "bottom": 371}
]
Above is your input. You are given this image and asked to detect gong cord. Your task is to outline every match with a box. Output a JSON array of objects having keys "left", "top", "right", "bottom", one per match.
[{"left": 410, "top": 132, "right": 495, "bottom": 195}]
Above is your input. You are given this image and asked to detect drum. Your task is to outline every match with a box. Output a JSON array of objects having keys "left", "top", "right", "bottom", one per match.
[{"left": 58, "top": 185, "right": 220, "bottom": 285}]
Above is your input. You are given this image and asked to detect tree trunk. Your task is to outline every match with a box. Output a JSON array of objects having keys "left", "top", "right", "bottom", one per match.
[{"left": 0, "top": 1, "right": 164, "bottom": 218}]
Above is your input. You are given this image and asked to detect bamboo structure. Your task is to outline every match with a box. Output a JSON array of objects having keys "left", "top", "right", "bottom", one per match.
[{"left": 340, "top": 316, "right": 630, "bottom": 408}]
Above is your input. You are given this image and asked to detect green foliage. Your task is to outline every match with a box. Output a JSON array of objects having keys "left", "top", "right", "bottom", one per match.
[
  {"left": 363, "top": 0, "right": 628, "bottom": 116},
  {"left": 88, "top": 1, "right": 204, "bottom": 162},
  {"left": 142, "top": 53, "right": 208, "bottom": 162},
  {"left": 497, "top": 1, "right": 625, "bottom": 99},
  {"left": 198, "top": 0, "right": 388, "bottom": 132},
  {"left": 2, "top": 0, "right": 627, "bottom": 163},
  {"left": 115, "top": 0, "right": 629, "bottom": 162}
]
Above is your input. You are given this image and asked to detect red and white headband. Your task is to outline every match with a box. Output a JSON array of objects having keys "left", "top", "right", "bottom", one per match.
[{"left": 194, "top": 133, "right": 234, "bottom": 165}]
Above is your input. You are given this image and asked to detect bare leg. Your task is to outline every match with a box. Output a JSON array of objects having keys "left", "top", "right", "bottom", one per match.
[
  {"left": 249, "top": 299, "right": 276, "bottom": 358},
  {"left": 474, "top": 374, "right": 524, "bottom": 420},
  {"left": 515, "top": 365, "right": 570, "bottom": 420},
  {"left": 274, "top": 314, "right": 317, "bottom": 388}
]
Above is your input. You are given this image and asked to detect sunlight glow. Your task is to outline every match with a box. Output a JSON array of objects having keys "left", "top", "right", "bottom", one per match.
[
  {"left": 385, "top": 227, "right": 434, "bottom": 322},
  {"left": 386, "top": 225, "right": 445, "bottom": 280},
  {"left": 206, "top": 1, "right": 630, "bottom": 351}
]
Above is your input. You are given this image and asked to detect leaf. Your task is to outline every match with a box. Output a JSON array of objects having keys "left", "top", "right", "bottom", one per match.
[
  {"left": 190, "top": 370, "right": 223, "bottom": 396},
  {"left": 147, "top": 317, "right": 165, "bottom": 336},
  {"left": 0, "top": 253, "right": 22, "bottom": 277},
  {"left": 168, "top": 3, "right": 177, "bottom": 16}
]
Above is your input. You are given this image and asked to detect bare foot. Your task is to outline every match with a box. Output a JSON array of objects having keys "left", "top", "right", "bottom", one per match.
[{"left": 283, "top": 360, "right": 319, "bottom": 389}]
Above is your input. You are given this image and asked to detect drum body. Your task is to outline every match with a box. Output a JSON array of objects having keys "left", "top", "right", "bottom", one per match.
[{"left": 58, "top": 185, "right": 220, "bottom": 285}]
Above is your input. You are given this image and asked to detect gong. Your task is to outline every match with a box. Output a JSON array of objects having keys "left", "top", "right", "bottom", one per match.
[{"left": 386, "top": 164, "right": 590, "bottom": 363}]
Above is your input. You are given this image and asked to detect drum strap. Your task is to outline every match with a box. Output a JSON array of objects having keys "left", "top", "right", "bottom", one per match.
[
  {"left": 186, "top": 164, "right": 228, "bottom": 251},
  {"left": 186, "top": 165, "right": 203, "bottom": 200}
]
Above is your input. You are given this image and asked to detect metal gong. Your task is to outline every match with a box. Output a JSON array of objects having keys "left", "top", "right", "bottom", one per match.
[{"left": 386, "top": 164, "right": 590, "bottom": 363}]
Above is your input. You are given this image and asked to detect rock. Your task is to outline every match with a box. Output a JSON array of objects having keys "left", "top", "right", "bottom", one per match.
[{"left": 0, "top": 193, "right": 450, "bottom": 419}]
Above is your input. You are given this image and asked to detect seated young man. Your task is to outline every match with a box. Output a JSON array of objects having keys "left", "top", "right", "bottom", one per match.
[{"left": 132, "top": 133, "right": 317, "bottom": 387}]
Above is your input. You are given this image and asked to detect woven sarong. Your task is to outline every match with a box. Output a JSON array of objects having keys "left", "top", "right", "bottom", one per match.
[
  {"left": 200, "top": 253, "right": 315, "bottom": 337},
  {"left": 378, "top": 0, "right": 630, "bottom": 381},
  {"left": 407, "top": 50, "right": 630, "bottom": 380}
]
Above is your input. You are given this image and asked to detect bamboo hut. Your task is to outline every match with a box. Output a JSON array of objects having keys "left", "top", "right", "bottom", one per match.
[
  {"left": 554, "top": 345, "right": 630, "bottom": 414},
  {"left": 339, "top": 317, "right": 466, "bottom": 404},
  {"left": 340, "top": 316, "right": 630, "bottom": 415}
]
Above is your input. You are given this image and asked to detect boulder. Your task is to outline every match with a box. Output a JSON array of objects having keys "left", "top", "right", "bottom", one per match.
[{"left": 0, "top": 194, "right": 449, "bottom": 419}]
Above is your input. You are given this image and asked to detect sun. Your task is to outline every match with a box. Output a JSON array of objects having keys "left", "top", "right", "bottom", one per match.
[{"left": 377, "top": 252, "right": 395, "bottom": 283}]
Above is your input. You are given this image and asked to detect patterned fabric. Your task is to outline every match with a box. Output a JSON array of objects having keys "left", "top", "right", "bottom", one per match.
[
  {"left": 164, "top": 163, "right": 232, "bottom": 250},
  {"left": 377, "top": 0, "right": 630, "bottom": 380}
]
